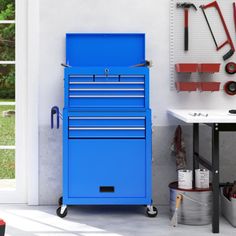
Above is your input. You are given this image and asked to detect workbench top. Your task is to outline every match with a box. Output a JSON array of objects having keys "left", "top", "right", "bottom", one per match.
[{"left": 168, "top": 109, "right": 236, "bottom": 123}]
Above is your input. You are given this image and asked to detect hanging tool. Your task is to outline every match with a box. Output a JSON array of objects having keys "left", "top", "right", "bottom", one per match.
[
  {"left": 176, "top": 2, "right": 197, "bottom": 51},
  {"left": 51, "top": 106, "right": 62, "bottom": 129},
  {"left": 171, "top": 194, "right": 183, "bottom": 227},
  {"left": 233, "top": 3, "right": 236, "bottom": 32},
  {"left": 0, "top": 219, "right": 5, "bottom": 236},
  {"left": 225, "top": 62, "right": 236, "bottom": 74},
  {"left": 224, "top": 81, "right": 236, "bottom": 95},
  {"left": 171, "top": 125, "right": 187, "bottom": 170},
  {"left": 200, "top": 1, "right": 235, "bottom": 61}
]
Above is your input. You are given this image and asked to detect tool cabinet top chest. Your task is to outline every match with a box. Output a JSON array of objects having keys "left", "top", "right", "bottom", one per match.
[
  {"left": 57, "top": 33, "right": 157, "bottom": 218},
  {"left": 64, "top": 33, "right": 150, "bottom": 110}
]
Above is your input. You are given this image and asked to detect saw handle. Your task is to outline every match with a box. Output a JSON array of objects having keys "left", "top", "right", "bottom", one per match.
[{"left": 175, "top": 194, "right": 182, "bottom": 209}]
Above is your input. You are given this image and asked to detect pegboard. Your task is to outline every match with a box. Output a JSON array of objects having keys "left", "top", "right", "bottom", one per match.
[{"left": 170, "top": 0, "right": 236, "bottom": 91}]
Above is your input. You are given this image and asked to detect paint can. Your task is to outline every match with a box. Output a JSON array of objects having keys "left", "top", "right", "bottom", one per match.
[
  {"left": 169, "top": 182, "right": 212, "bottom": 225},
  {"left": 195, "top": 169, "right": 209, "bottom": 189},
  {"left": 178, "top": 169, "right": 192, "bottom": 189}
]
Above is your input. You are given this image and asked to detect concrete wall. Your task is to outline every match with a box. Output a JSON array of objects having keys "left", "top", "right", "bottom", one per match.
[{"left": 38, "top": 0, "right": 236, "bottom": 205}]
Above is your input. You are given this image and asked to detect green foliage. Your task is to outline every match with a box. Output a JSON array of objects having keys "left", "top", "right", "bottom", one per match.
[
  {"left": 0, "top": 0, "right": 15, "bottom": 20},
  {"left": 0, "top": 1, "right": 15, "bottom": 99},
  {"left": 0, "top": 24, "right": 15, "bottom": 61},
  {"left": 0, "top": 65, "right": 15, "bottom": 99}
]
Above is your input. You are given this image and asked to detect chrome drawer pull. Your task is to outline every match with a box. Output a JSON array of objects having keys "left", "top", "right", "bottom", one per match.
[
  {"left": 69, "top": 117, "right": 145, "bottom": 120},
  {"left": 120, "top": 75, "right": 145, "bottom": 78},
  {"left": 69, "top": 75, "right": 93, "bottom": 78},
  {"left": 69, "top": 95, "right": 144, "bottom": 98},
  {"left": 69, "top": 82, "right": 144, "bottom": 85},
  {"left": 69, "top": 88, "right": 144, "bottom": 91},
  {"left": 95, "top": 75, "right": 119, "bottom": 78},
  {"left": 69, "top": 127, "right": 145, "bottom": 130}
]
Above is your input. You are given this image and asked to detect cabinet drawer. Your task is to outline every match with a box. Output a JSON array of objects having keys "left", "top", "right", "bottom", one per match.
[
  {"left": 67, "top": 74, "right": 146, "bottom": 108},
  {"left": 68, "top": 139, "right": 146, "bottom": 198},
  {"left": 68, "top": 116, "right": 146, "bottom": 138}
]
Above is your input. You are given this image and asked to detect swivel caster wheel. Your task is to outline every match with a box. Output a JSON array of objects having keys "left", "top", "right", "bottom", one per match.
[
  {"left": 56, "top": 205, "right": 68, "bottom": 218},
  {"left": 58, "top": 196, "right": 63, "bottom": 206},
  {"left": 146, "top": 205, "right": 158, "bottom": 217}
]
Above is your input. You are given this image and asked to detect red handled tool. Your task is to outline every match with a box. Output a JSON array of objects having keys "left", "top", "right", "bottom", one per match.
[
  {"left": 200, "top": 1, "right": 235, "bottom": 61},
  {"left": 0, "top": 220, "right": 5, "bottom": 236},
  {"left": 177, "top": 2, "right": 197, "bottom": 51}
]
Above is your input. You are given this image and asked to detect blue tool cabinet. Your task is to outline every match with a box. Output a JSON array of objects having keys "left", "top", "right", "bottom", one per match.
[{"left": 56, "top": 33, "right": 157, "bottom": 217}]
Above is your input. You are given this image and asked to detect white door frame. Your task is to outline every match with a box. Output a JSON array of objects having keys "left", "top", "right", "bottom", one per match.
[
  {"left": 0, "top": 0, "right": 40, "bottom": 204},
  {"left": 0, "top": 0, "right": 29, "bottom": 203},
  {"left": 27, "top": 0, "right": 39, "bottom": 205}
]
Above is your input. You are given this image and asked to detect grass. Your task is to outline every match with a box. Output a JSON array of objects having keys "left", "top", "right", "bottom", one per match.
[
  {"left": 0, "top": 99, "right": 15, "bottom": 103},
  {"left": 0, "top": 149, "right": 15, "bottom": 179},
  {"left": 0, "top": 105, "right": 15, "bottom": 145},
  {"left": 0, "top": 102, "right": 15, "bottom": 179}
]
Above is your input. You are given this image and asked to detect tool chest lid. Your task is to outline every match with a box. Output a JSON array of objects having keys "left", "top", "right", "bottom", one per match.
[{"left": 66, "top": 33, "right": 145, "bottom": 67}]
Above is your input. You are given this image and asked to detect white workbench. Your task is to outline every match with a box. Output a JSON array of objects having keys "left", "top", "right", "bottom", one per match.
[
  {"left": 168, "top": 109, "right": 236, "bottom": 123},
  {"left": 167, "top": 109, "right": 236, "bottom": 233}
]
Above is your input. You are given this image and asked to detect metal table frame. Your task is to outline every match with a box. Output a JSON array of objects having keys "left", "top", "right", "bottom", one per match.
[{"left": 193, "top": 123, "right": 236, "bottom": 233}]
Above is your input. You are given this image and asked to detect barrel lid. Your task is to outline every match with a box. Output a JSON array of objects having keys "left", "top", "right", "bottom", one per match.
[{"left": 169, "top": 181, "right": 212, "bottom": 192}]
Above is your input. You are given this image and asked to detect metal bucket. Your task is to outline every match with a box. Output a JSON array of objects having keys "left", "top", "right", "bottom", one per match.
[{"left": 169, "top": 182, "right": 212, "bottom": 225}]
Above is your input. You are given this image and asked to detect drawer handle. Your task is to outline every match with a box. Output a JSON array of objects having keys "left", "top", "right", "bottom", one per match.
[
  {"left": 69, "top": 117, "right": 145, "bottom": 120},
  {"left": 69, "top": 82, "right": 144, "bottom": 85},
  {"left": 69, "top": 95, "right": 144, "bottom": 98},
  {"left": 69, "top": 127, "right": 145, "bottom": 130},
  {"left": 69, "top": 75, "right": 93, "bottom": 78},
  {"left": 99, "top": 186, "right": 115, "bottom": 193},
  {"left": 69, "top": 88, "right": 144, "bottom": 91},
  {"left": 69, "top": 75, "right": 144, "bottom": 78}
]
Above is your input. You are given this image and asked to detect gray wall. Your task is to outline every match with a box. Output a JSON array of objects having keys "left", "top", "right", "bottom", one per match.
[
  {"left": 39, "top": 125, "right": 236, "bottom": 205},
  {"left": 38, "top": 0, "right": 236, "bottom": 205}
]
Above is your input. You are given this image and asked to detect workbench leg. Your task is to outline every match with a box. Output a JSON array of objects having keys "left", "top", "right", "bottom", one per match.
[
  {"left": 193, "top": 123, "right": 199, "bottom": 187},
  {"left": 212, "top": 123, "right": 219, "bottom": 233}
]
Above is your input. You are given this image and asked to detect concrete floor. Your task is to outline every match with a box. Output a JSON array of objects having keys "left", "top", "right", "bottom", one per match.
[{"left": 0, "top": 205, "right": 235, "bottom": 236}]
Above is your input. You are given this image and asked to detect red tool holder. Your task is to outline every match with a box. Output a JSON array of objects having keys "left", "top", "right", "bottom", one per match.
[
  {"left": 176, "top": 82, "right": 199, "bottom": 91},
  {"left": 199, "top": 82, "right": 220, "bottom": 92},
  {"left": 0, "top": 220, "right": 5, "bottom": 236},
  {"left": 175, "top": 63, "right": 198, "bottom": 72},
  {"left": 176, "top": 63, "right": 220, "bottom": 73},
  {"left": 198, "top": 63, "right": 220, "bottom": 73}
]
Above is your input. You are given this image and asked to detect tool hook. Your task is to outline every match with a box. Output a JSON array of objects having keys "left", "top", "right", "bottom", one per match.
[{"left": 51, "top": 106, "right": 62, "bottom": 129}]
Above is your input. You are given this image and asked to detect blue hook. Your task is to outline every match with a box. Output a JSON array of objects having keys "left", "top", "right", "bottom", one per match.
[{"left": 51, "top": 106, "right": 60, "bottom": 129}]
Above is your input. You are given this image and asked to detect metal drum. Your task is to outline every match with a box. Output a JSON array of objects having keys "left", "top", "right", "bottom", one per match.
[{"left": 169, "top": 182, "right": 212, "bottom": 225}]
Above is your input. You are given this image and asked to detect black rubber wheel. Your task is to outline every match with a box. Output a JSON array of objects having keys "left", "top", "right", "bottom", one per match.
[
  {"left": 146, "top": 206, "right": 158, "bottom": 218},
  {"left": 58, "top": 196, "right": 63, "bottom": 206},
  {"left": 56, "top": 206, "right": 68, "bottom": 218}
]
